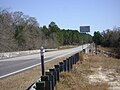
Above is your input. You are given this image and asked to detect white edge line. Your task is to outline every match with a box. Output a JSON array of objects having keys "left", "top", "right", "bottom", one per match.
[
  {"left": 0, "top": 47, "right": 85, "bottom": 79},
  {"left": 0, "top": 57, "right": 58, "bottom": 79},
  {"left": 0, "top": 53, "right": 70, "bottom": 79}
]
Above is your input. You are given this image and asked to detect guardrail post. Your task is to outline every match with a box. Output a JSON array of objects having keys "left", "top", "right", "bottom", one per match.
[
  {"left": 54, "top": 65, "right": 60, "bottom": 82},
  {"left": 45, "top": 72, "right": 52, "bottom": 90},
  {"left": 77, "top": 53, "right": 80, "bottom": 61},
  {"left": 66, "top": 59, "right": 70, "bottom": 72},
  {"left": 76, "top": 53, "right": 78, "bottom": 62},
  {"left": 75, "top": 54, "right": 77, "bottom": 64},
  {"left": 70, "top": 56, "right": 73, "bottom": 70},
  {"left": 75, "top": 54, "right": 77, "bottom": 63},
  {"left": 68, "top": 57, "right": 71, "bottom": 71},
  {"left": 72, "top": 56, "right": 74, "bottom": 67},
  {"left": 36, "top": 81, "right": 45, "bottom": 90},
  {"left": 48, "top": 70, "right": 54, "bottom": 90},
  {"left": 73, "top": 55, "right": 75, "bottom": 64},
  {"left": 41, "top": 75, "right": 50, "bottom": 90},
  {"left": 63, "top": 60, "right": 67, "bottom": 72},
  {"left": 83, "top": 49, "right": 85, "bottom": 54},
  {"left": 49, "top": 68, "right": 56, "bottom": 86},
  {"left": 59, "top": 62, "right": 63, "bottom": 72}
]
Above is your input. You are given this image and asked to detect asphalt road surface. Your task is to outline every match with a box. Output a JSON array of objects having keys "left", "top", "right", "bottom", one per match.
[{"left": 0, "top": 44, "right": 88, "bottom": 79}]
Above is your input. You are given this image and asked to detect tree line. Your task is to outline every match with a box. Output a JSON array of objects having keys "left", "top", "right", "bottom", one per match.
[
  {"left": 93, "top": 27, "right": 120, "bottom": 57},
  {"left": 0, "top": 8, "right": 92, "bottom": 52}
]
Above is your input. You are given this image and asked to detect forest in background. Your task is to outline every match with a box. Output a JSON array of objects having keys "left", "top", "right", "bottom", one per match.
[
  {"left": 0, "top": 8, "right": 92, "bottom": 53},
  {"left": 93, "top": 27, "right": 120, "bottom": 58}
]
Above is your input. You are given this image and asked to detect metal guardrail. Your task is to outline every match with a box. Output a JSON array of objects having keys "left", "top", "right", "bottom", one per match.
[
  {"left": 27, "top": 45, "right": 91, "bottom": 90},
  {"left": 27, "top": 53, "right": 80, "bottom": 90}
]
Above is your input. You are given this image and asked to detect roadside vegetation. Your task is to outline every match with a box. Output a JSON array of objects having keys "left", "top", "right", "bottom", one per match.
[
  {"left": 0, "top": 8, "right": 92, "bottom": 53},
  {"left": 0, "top": 48, "right": 120, "bottom": 90},
  {"left": 56, "top": 52, "right": 120, "bottom": 90},
  {"left": 0, "top": 56, "right": 68, "bottom": 90},
  {"left": 93, "top": 27, "right": 120, "bottom": 58}
]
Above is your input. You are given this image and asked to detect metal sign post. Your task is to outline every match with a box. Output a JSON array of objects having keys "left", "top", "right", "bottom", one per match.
[{"left": 40, "top": 46, "right": 45, "bottom": 75}]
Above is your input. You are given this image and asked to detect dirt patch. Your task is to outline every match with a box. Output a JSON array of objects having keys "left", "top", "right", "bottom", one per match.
[
  {"left": 86, "top": 54, "right": 120, "bottom": 90},
  {"left": 88, "top": 64, "right": 120, "bottom": 90},
  {"left": 56, "top": 53, "right": 120, "bottom": 90}
]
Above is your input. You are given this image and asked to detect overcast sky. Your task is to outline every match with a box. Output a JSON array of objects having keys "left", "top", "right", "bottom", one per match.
[{"left": 1, "top": 0, "right": 120, "bottom": 35}]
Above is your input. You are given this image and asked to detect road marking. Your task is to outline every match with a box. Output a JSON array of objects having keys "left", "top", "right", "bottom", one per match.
[
  {"left": 0, "top": 57, "right": 57, "bottom": 79},
  {"left": 0, "top": 45, "right": 89, "bottom": 79},
  {"left": 0, "top": 48, "right": 82, "bottom": 79}
]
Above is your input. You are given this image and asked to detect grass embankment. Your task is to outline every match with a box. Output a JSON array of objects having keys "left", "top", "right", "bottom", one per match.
[{"left": 56, "top": 52, "right": 120, "bottom": 90}]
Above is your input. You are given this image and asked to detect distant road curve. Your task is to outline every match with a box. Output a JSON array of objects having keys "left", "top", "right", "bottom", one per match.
[{"left": 0, "top": 44, "right": 89, "bottom": 79}]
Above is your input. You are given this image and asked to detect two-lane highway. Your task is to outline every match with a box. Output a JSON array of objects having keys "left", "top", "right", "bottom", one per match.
[{"left": 0, "top": 44, "right": 88, "bottom": 79}]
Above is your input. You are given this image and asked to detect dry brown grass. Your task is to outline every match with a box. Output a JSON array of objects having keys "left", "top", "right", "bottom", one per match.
[
  {"left": 1, "top": 50, "right": 120, "bottom": 90},
  {"left": 79, "top": 52, "right": 84, "bottom": 63},
  {"left": 0, "top": 66, "right": 40, "bottom": 90},
  {"left": 56, "top": 52, "right": 120, "bottom": 90},
  {"left": 98, "top": 46, "right": 112, "bottom": 52},
  {"left": 0, "top": 56, "right": 68, "bottom": 90}
]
